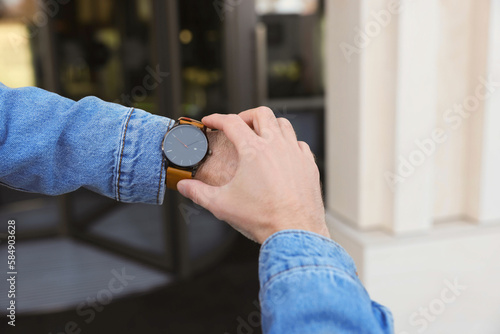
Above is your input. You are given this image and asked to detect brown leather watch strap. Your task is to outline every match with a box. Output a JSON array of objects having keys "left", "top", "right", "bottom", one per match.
[
  {"left": 165, "top": 117, "right": 205, "bottom": 191},
  {"left": 178, "top": 117, "right": 205, "bottom": 130},
  {"left": 166, "top": 166, "right": 193, "bottom": 191}
]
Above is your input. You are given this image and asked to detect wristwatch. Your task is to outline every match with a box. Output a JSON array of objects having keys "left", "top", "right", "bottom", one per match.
[{"left": 162, "top": 117, "right": 210, "bottom": 190}]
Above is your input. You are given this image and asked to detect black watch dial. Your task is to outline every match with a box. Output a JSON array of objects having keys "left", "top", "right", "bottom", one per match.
[{"left": 163, "top": 124, "right": 209, "bottom": 168}]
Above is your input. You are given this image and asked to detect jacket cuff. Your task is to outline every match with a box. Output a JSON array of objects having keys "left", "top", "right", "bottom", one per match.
[
  {"left": 259, "top": 230, "right": 359, "bottom": 288},
  {"left": 115, "top": 108, "right": 174, "bottom": 204}
]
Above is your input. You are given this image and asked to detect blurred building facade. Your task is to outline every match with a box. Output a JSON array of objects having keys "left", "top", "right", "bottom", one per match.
[
  {"left": 0, "top": 0, "right": 325, "bottom": 330},
  {"left": 2, "top": 0, "right": 500, "bottom": 333},
  {"left": 325, "top": 1, "right": 500, "bottom": 333}
]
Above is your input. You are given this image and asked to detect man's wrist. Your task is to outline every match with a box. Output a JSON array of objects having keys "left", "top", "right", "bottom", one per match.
[{"left": 194, "top": 130, "right": 237, "bottom": 186}]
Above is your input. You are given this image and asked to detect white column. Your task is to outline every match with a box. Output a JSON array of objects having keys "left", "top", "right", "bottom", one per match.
[
  {"left": 467, "top": 0, "right": 500, "bottom": 223},
  {"left": 391, "top": 0, "right": 439, "bottom": 233},
  {"left": 325, "top": 1, "right": 500, "bottom": 333},
  {"left": 432, "top": 0, "right": 475, "bottom": 221},
  {"left": 326, "top": 0, "right": 438, "bottom": 234},
  {"left": 325, "top": 0, "right": 363, "bottom": 227}
]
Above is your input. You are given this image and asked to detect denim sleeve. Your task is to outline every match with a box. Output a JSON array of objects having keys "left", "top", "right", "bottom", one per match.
[
  {"left": 259, "top": 230, "right": 394, "bottom": 334},
  {"left": 0, "top": 83, "right": 174, "bottom": 204}
]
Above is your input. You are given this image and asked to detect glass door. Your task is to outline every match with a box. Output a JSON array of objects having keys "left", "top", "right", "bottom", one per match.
[{"left": 225, "top": 0, "right": 326, "bottom": 179}]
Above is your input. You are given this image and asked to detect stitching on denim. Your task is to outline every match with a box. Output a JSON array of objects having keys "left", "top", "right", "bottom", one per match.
[
  {"left": 261, "top": 264, "right": 359, "bottom": 293},
  {"left": 259, "top": 232, "right": 358, "bottom": 285},
  {"left": 157, "top": 157, "right": 165, "bottom": 205},
  {"left": 116, "top": 108, "right": 134, "bottom": 202},
  {"left": 261, "top": 230, "right": 341, "bottom": 252},
  {"left": 0, "top": 181, "right": 30, "bottom": 192}
]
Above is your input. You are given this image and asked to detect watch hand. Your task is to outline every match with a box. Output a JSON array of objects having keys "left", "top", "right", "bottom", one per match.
[
  {"left": 172, "top": 134, "right": 188, "bottom": 148},
  {"left": 187, "top": 140, "right": 204, "bottom": 147}
]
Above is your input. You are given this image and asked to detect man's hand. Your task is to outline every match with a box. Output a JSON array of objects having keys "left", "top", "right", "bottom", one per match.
[
  {"left": 194, "top": 129, "right": 238, "bottom": 186},
  {"left": 177, "top": 107, "right": 330, "bottom": 244}
]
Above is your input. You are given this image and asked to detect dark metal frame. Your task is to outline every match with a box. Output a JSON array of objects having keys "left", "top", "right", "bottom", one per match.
[
  {"left": 64, "top": 0, "right": 191, "bottom": 276},
  {"left": 1, "top": 0, "right": 238, "bottom": 278},
  {"left": 223, "top": 0, "right": 258, "bottom": 114}
]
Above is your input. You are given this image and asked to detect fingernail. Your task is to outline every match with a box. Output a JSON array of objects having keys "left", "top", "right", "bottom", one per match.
[{"left": 177, "top": 183, "right": 186, "bottom": 196}]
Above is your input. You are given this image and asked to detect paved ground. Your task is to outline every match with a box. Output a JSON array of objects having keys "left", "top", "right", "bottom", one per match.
[{"left": 0, "top": 234, "right": 263, "bottom": 334}]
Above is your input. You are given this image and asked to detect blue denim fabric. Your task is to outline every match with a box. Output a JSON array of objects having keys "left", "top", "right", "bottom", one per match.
[
  {"left": 0, "top": 83, "right": 174, "bottom": 204},
  {"left": 1, "top": 83, "right": 393, "bottom": 333},
  {"left": 259, "top": 230, "right": 394, "bottom": 334}
]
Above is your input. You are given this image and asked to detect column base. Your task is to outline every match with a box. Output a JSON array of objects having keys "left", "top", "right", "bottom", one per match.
[{"left": 326, "top": 212, "right": 500, "bottom": 334}]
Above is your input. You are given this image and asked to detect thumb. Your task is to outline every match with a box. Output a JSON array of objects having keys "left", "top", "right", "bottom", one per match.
[{"left": 177, "top": 179, "right": 220, "bottom": 211}]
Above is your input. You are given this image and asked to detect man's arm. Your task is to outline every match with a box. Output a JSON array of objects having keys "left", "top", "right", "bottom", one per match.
[
  {"left": 178, "top": 107, "right": 394, "bottom": 333},
  {"left": 0, "top": 83, "right": 236, "bottom": 204},
  {"left": 259, "top": 231, "right": 393, "bottom": 333}
]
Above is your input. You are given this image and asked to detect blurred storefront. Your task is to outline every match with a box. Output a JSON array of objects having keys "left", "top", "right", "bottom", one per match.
[{"left": 0, "top": 0, "right": 326, "bottom": 325}]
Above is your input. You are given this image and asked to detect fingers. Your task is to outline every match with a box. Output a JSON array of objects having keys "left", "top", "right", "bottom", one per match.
[
  {"left": 203, "top": 109, "right": 299, "bottom": 156},
  {"left": 238, "top": 106, "right": 279, "bottom": 137},
  {"left": 202, "top": 114, "right": 256, "bottom": 149},
  {"left": 298, "top": 141, "right": 315, "bottom": 160},
  {"left": 238, "top": 108, "right": 297, "bottom": 145},
  {"left": 277, "top": 117, "right": 298, "bottom": 143},
  {"left": 177, "top": 179, "right": 220, "bottom": 212}
]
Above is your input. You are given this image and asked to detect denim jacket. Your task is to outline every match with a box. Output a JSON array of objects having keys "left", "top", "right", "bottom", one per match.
[{"left": 0, "top": 83, "right": 393, "bottom": 333}]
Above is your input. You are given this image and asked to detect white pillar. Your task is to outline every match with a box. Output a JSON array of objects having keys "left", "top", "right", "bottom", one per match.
[
  {"left": 325, "top": 1, "right": 500, "bottom": 333},
  {"left": 466, "top": 0, "right": 500, "bottom": 223},
  {"left": 391, "top": 0, "right": 438, "bottom": 233},
  {"left": 326, "top": 0, "right": 364, "bottom": 227},
  {"left": 326, "top": 0, "right": 439, "bottom": 234}
]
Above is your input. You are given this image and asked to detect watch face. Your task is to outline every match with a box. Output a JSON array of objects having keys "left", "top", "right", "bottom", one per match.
[{"left": 163, "top": 124, "right": 209, "bottom": 168}]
